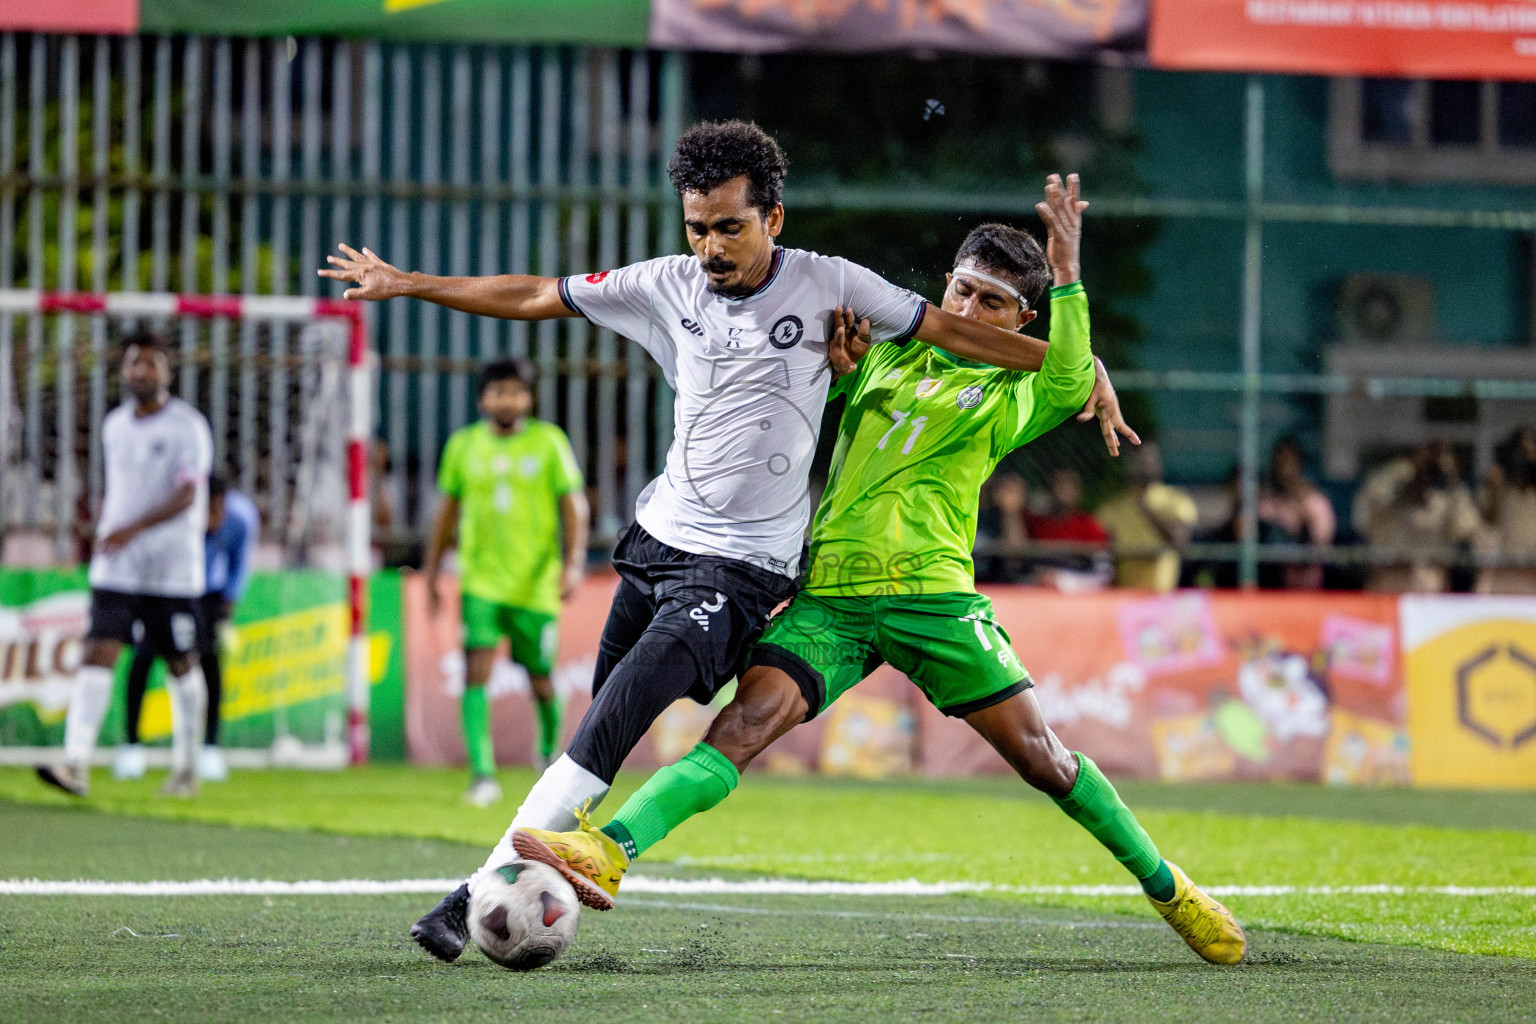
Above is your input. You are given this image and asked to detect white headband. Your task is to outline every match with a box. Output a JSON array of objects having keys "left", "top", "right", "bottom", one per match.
[{"left": 951, "top": 266, "right": 1029, "bottom": 310}]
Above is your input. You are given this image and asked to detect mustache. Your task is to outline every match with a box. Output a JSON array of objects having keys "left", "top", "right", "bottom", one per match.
[{"left": 703, "top": 257, "right": 736, "bottom": 275}]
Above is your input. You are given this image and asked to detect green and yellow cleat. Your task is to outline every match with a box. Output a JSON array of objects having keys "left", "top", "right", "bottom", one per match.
[
  {"left": 1148, "top": 861, "right": 1246, "bottom": 964},
  {"left": 511, "top": 803, "right": 629, "bottom": 911}
]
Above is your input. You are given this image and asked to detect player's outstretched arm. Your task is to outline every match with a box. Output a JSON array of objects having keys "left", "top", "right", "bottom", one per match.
[
  {"left": 319, "top": 244, "right": 577, "bottom": 321},
  {"left": 912, "top": 304, "right": 1050, "bottom": 372}
]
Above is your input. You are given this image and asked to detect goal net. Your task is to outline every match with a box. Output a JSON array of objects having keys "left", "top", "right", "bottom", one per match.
[{"left": 0, "top": 291, "right": 374, "bottom": 765}]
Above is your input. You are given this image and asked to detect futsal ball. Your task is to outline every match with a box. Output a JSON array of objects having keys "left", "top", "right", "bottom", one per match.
[{"left": 468, "top": 860, "right": 581, "bottom": 971}]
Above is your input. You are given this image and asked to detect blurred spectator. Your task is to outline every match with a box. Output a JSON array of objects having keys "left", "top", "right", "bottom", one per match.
[
  {"left": 1026, "top": 467, "right": 1110, "bottom": 546},
  {"left": 1478, "top": 426, "right": 1536, "bottom": 594},
  {"left": 975, "top": 472, "right": 1031, "bottom": 583},
  {"left": 1026, "top": 466, "right": 1112, "bottom": 589},
  {"left": 1258, "top": 437, "right": 1336, "bottom": 590},
  {"left": 1184, "top": 470, "right": 1248, "bottom": 589},
  {"left": 1097, "top": 441, "right": 1197, "bottom": 592},
  {"left": 1353, "top": 440, "right": 1482, "bottom": 593}
]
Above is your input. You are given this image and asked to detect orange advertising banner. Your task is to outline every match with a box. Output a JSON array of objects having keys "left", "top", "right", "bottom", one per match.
[
  {"left": 404, "top": 575, "right": 1413, "bottom": 787},
  {"left": 403, "top": 572, "right": 605, "bottom": 768},
  {"left": 960, "top": 587, "right": 1408, "bottom": 784},
  {"left": 1150, "top": 0, "right": 1536, "bottom": 80},
  {"left": 404, "top": 570, "right": 738, "bottom": 770}
]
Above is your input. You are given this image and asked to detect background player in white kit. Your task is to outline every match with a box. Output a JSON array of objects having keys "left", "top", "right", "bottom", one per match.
[
  {"left": 36, "top": 330, "right": 214, "bottom": 799},
  {"left": 321, "top": 120, "right": 1133, "bottom": 960}
]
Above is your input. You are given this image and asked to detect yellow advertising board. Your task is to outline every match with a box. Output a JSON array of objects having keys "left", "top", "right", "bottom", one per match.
[{"left": 1403, "top": 596, "right": 1536, "bottom": 790}]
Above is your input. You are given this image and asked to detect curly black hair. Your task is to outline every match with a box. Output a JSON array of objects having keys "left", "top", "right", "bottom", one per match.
[
  {"left": 479, "top": 357, "right": 537, "bottom": 396},
  {"left": 667, "top": 120, "right": 788, "bottom": 217},
  {"left": 953, "top": 223, "right": 1051, "bottom": 308},
  {"left": 119, "top": 326, "right": 173, "bottom": 360}
]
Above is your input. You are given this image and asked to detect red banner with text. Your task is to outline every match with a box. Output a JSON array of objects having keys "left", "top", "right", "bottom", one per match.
[{"left": 1150, "top": 0, "right": 1536, "bottom": 80}]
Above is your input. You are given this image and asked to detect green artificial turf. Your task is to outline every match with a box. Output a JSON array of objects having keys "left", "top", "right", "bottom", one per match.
[
  {"left": 3, "top": 765, "right": 1535, "bottom": 961},
  {"left": 3, "top": 803, "right": 1535, "bottom": 1024}
]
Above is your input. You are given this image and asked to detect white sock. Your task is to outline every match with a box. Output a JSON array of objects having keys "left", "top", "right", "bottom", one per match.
[
  {"left": 166, "top": 665, "right": 207, "bottom": 775},
  {"left": 470, "top": 754, "right": 609, "bottom": 894},
  {"left": 63, "top": 664, "right": 115, "bottom": 765}
]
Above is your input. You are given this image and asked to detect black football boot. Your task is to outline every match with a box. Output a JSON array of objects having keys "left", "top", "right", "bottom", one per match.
[{"left": 410, "top": 882, "right": 470, "bottom": 962}]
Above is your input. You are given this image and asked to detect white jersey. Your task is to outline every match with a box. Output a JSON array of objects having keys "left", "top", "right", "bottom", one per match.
[
  {"left": 89, "top": 397, "right": 214, "bottom": 597},
  {"left": 561, "top": 247, "right": 926, "bottom": 576}
]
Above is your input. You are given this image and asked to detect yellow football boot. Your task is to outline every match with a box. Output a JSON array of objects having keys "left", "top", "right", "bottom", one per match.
[
  {"left": 511, "top": 802, "right": 629, "bottom": 911},
  {"left": 1148, "top": 861, "right": 1247, "bottom": 964}
]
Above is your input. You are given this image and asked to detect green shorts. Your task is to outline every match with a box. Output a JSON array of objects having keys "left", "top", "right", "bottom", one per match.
[
  {"left": 461, "top": 592, "right": 559, "bottom": 677},
  {"left": 748, "top": 591, "right": 1031, "bottom": 721}
]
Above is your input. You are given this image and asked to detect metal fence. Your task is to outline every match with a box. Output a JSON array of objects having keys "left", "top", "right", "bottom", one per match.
[
  {"left": 3, "top": 34, "right": 1534, "bottom": 587},
  {"left": 0, "top": 33, "right": 685, "bottom": 561}
]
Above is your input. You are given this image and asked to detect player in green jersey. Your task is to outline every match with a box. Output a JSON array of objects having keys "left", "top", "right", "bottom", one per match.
[
  {"left": 514, "top": 175, "right": 1247, "bottom": 965},
  {"left": 425, "top": 359, "right": 591, "bottom": 807}
]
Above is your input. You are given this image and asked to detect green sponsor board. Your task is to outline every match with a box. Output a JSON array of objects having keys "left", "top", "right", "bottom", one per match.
[
  {"left": 0, "top": 569, "right": 406, "bottom": 762},
  {"left": 139, "top": 0, "right": 650, "bottom": 45},
  {"left": 367, "top": 571, "right": 406, "bottom": 762}
]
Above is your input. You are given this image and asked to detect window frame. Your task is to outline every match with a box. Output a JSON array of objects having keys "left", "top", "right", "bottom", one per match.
[{"left": 1329, "top": 77, "right": 1536, "bottom": 186}]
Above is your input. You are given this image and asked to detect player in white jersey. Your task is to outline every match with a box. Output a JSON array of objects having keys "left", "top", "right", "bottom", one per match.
[
  {"left": 321, "top": 120, "right": 1134, "bottom": 961},
  {"left": 36, "top": 330, "right": 214, "bottom": 800}
]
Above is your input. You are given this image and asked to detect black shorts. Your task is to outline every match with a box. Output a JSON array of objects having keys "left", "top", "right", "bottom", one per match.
[
  {"left": 85, "top": 589, "right": 206, "bottom": 660},
  {"left": 603, "top": 522, "right": 799, "bottom": 705}
]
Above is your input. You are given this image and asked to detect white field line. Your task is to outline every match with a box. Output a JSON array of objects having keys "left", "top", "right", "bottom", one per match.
[
  {"left": 1, "top": 877, "right": 1533, "bottom": 898},
  {"left": 621, "top": 897, "right": 1167, "bottom": 929}
]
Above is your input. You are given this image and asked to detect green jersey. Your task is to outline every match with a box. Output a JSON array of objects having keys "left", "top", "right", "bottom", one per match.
[
  {"left": 437, "top": 418, "right": 584, "bottom": 615},
  {"left": 805, "top": 282, "right": 1094, "bottom": 598}
]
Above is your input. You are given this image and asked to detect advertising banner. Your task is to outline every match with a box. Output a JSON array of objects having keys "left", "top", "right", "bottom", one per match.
[
  {"left": 403, "top": 577, "right": 1422, "bottom": 787},
  {"left": 406, "top": 572, "right": 598, "bottom": 767},
  {"left": 405, "top": 570, "right": 770, "bottom": 770},
  {"left": 0, "top": 569, "right": 406, "bottom": 763},
  {"left": 5, "top": 0, "right": 1146, "bottom": 57},
  {"left": 1, "top": 0, "right": 138, "bottom": 34},
  {"left": 886, "top": 589, "right": 1408, "bottom": 784},
  {"left": 0, "top": 0, "right": 653, "bottom": 45},
  {"left": 1150, "top": 0, "right": 1536, "bottom": 80},
  {"left": 650, "top": 0, "right": 1146, "bottom": 57},
  {"left": 1402, "top": 595, "right": 1536, "bottom": 790}
]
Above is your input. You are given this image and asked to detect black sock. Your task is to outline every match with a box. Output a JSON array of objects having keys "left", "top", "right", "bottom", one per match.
[
  {"left": 123, "top": 646, "right": 154, "bottom": 745},
  {"left": 201, "top": 648, "right": 222, "bottom": 746}
]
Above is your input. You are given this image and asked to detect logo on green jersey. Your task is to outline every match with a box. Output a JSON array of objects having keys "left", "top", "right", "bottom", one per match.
[
  {"left": 915, "top": 378, "right": 942, "bottom": 398},
  {"left": 957, "top": 385, "right": 985, "bottom": 409}
]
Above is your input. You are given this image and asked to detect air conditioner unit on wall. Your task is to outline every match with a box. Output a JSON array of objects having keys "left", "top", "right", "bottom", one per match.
[{"left": 1336, "top": 274, "right": 1436, "bottom": 346}]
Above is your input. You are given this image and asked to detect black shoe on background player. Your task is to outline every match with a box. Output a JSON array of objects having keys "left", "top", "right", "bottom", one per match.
[
  {"left": 410, "top": 883, "right": 470, "bottom": 962},
  {"left": 36, "top": 762, "right": 90, "bottom": 797}
]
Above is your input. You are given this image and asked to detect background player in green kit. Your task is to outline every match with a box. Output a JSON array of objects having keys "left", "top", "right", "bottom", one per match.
[
  {"left": 425, "top": 358, "right": 590, "bottom": 807},
  {"left": 515, "top": 174, "right": 1247, "bottom": 965}
]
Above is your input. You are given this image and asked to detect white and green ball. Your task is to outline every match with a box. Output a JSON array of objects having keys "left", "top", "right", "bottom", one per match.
[{"left": 468, "top": 860, "right": 581, "bottom": 971}]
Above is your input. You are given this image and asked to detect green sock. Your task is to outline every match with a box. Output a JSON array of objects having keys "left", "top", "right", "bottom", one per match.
[
  {"left": 600, "top": 742, "right": 739, "bottom": 859},
  {"left": 461, "top": 686, "right": 495, "bottom": 778},
  {"left": 534, "top": 696, "right": 562, "bottom": 759},
  {"left": 1052, "top": 751, "right": 1174, "bottom": 901}
]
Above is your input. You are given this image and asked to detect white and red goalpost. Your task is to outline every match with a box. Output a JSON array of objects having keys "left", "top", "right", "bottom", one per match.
[{"left": 0, "top": 290, "right": 375, "bottom": 766}]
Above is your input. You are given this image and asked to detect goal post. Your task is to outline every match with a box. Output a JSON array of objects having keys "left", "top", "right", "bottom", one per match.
[{"left": 0, "top": 290, "right": 374, "bottom": 766}]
